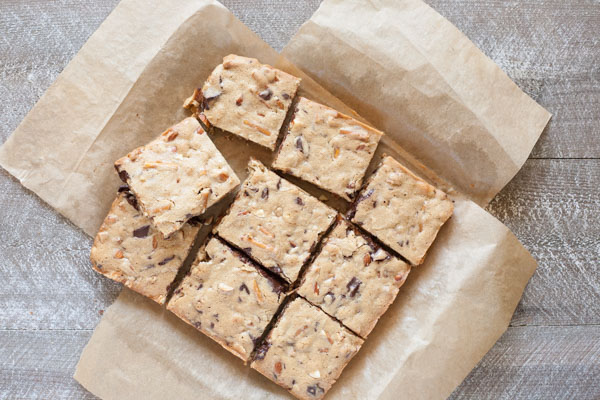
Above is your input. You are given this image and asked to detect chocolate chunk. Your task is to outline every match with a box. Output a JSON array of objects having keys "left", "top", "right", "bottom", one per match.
[
  {"left": 262, "top": 187, "right": 269, "bottom": 199},
  {"left": 118, "top": 169, "right": 130, "bottom": 183},
  {"left": 269, "top": 265, "right": 283, "bottom": 276},
  {"left": 193, "top": 321, "right": 201, "bottom": 329},
  {"left": 296, "top": 197, "right": 304, "bottom": 206},
  {"left": 324, "top": 291, "right": 335, "bottom": 303},
  {"left": 96, "top": 264, "right": 103, "bottom": 270},
  {"left": 124, "top": 192, "right": 139, "bottom": 211},
  {"left": 282, "top": 93, "right": 290, "bottom": 100},
  {"left": 244, "top": 190, "right": 250, "bottom": 197},
  {"left": 346, "top": 277, "right": 362, "bottom": 297},
  {"left": 276, "top": 178, "right": 282, "bottom": 190},
  {"left": 210, "top": 322, "right": 215, "bottom": 329},
  {"left": 254, "top": 341, "right": 271, "bottom": 360},
  {"left": 236, "top": 96, "right": 243, "bottom": 106},
  {"left": 197, "top": 283, "right": 203, "bottom": 290},
  {"left": 133, "top": 225, "right": 151, "bottom": 238},
  {"left": 158, "top": 256, "right": 175, "bottom": 265},
  {"left": 295, "top": 137, "right": 304, "bottom": 153},
  {"left": 187, "top": 216, "right": 203, "bottom": 226},
  {"left": 239, "top": 283, "right": 250, "bottom": 294},
  {"left": 259, "top": 88, "right": 273, "bottom": 100},
  {"left": 117, "top": 185, "right": 130, "bottom": 193},
  {"left": 307, "top": 384, "right": 325, "bottom": 396}
]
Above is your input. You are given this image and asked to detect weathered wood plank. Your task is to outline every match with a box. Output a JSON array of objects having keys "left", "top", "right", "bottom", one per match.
[
  {"left": 1, "top": 326, "right": 598, "bottom": 399},
  {"left": 427, "top": 0, "right": 600, "bottom": 159},
  {"left": 0, "top": 0, "right": 120, "bottom": 144},
  {"left": 0, "top": 0, "right": 599, "bottom": 399},
  {"left": 487, "top": 159, "right": 600, "bottom": 326},
  {"left": 0, "top": 330, "right": 96, "bottom": 399},
  {"left": 0, "top": 170, "right": 120, "bottom": 330},
  {"left": 220, "top": 0, "right": 322, "bottom": 52},
  {"left": 451, "top": 325, "right": 600, "bottom": 399}
]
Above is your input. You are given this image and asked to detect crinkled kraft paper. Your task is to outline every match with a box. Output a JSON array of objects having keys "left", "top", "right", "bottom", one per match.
[{"left": 0, "top": 0, "right": 550, "bottom": 399}]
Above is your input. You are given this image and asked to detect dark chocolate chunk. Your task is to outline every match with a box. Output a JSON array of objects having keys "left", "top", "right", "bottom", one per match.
[
  {"left": 276, "top": 178, "right": 282, "bottom": 190},
  {"left": 117, "top": 185, "right": 130, "bottom": 193},
  {"left": 117, "top": 169, "right": 130, "bottom": 183},
  {"left": 193, "top": 321, "right": 201, "bottom": 329},
  {"left": 210, "top": 322, "right": 215, "bottom": 329},
  {"left": 269, "top": 265, "right": 283, "bottom": 275},
  {"left": 124, "top": 192, "right": 139, "bottom": 211},
  {"left": 295, "top": 136, "right": 304, "bottom": 153},
  {"left": 324, "top": 291, "right": 336, "bottom": 303},
  {"left": 158, "top": 256, "right": 175, "bottom": 265},
  {"left": 262, "top": 187, "right": 269, "bottom": 199},
  {"left": 197, "top": 283, "right": 203, "bottom": 290},
  {"left": 254, "top": 341, "right": 271, "bottom": 360},
  {"left": 296, "top": 197, "right": 304, "bottom": 206},
  {"left": 240, "top": 283, "right": 250, "bottom": 294},
  {"left": 258, "top": 88, "right": 273, "bottom": 100},
  {"left": 96, "top": 264, "right": 103, "bottom": 270},
  {"left": 346, "top": 277, "right": 362, "bottom": 297},
  {"left": 133, "top": 225, "right": 151, "bottom": 238},
  {"left": 236, "top": 96, "right": 243, "bottom": 106},
  {"left": 244, "top": 190, "right": 250, "bottom": 197},
  {"left": 307, "top": 384, "right": 325, "bottom": 397},
  {"left": 282, "top": 93, "right": 290, "bottom": 100}
]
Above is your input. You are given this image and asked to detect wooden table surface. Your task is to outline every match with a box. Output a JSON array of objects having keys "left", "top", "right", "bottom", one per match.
[{"left": 1, "top": 0, "right": 598, "bottom": 398}]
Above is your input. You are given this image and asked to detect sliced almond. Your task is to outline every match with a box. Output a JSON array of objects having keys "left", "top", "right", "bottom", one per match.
[
  {"left": 218, "top": 283, "right": 234, "bottom": 292},
  {"left": 253, "top": 279, "right": 263, "bottom": 303},
  {"left": 259, "top": 226, "right": 275, "bottom": 238},
  {"left": 243, "top": 119, "right": 271, "bottom": 136}
]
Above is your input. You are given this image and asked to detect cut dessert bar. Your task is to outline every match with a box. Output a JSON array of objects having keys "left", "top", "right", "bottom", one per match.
[
  {"left": 273, "top": 97, "right": 383, "bottom": 201},
  {"left": 214, "top": 159, "right": 337, "bottom": 283},
  {"left": 297, "top": 218, "right": 410, "bottom": 338},
  {"left": 200, "top": 54, "right": 301, "bottom": 150},
  {"left": 114, "top": 117, "right": 240, "bottom": 237},
  {"left": 349, "top": 156, "right": 454, "bottom": 265},
  {"left": 167, "top": 237, "right": 286, "bottom": 362},
  {"left": 251, "top": 297, "right": 363, "bottom": 400},
  {"left": 90, "top": 188, "right": 200, "bottom": 304}
]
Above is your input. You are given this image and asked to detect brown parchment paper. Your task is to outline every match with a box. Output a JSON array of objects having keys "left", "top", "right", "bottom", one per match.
[
  {"left": 0, "top": 0, "right": 549, "bottom": 399},
  {"left": 282, "top": 0, "right": 551, "bottom": 206}
]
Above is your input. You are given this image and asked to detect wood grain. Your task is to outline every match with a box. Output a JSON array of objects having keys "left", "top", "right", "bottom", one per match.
[
  {"left": 488, "top": 159, "right": 600, "bottom": 326},
  {"left": 427, "top": 0, "right": 600, "bottom": 159},
  {"left": 451, "top": 325, "right": 600, "bottom": 399},
  {"left": 0, "top": 0, "right": 598, "bottom": 399},
  {"left": 0, "top": 330, "right": 95, "bottom": 399}
]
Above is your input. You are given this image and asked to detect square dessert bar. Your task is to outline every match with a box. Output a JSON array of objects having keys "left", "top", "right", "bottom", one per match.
[
  {"left": 349, "top": 156, "right": 454, "bottom": 265},
  {"left": 297, "top": 217, "right": 410, "bottom": 338},
  {"left": 214, "top": 159, "right": 337, "bottom": 283},
  {"left": 200, "top": 54, "right": 301, "bottom": 150},
  {"left": 273, "top": 97, "right": 383, "bottom": 201},
  {"left": 167, "top": 237, "right": 286, "bottom": 362},
  {"left": 90, "top": 188, "right": 200, "bottom": 304},
  {"left": 115, "top": 117, "right": 240, "bottom": 238},
  {"left": 251, "top": 297, "right": 363, "bottom": 400}
]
